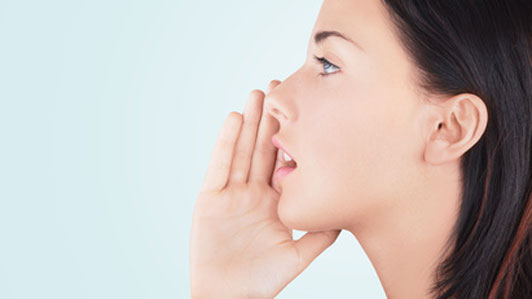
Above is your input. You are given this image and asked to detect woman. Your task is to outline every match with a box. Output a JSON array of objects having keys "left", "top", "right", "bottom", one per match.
[{"left": 190, "top": 0, "right": 532, "bottom": 298}]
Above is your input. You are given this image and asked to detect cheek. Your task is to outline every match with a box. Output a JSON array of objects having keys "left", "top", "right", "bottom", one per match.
[
  {"left": 277, "top": 107, "right": 368, "bottom": 230},
  {"left": 277, "top": 98, "right": 418, "bottom": 230}
]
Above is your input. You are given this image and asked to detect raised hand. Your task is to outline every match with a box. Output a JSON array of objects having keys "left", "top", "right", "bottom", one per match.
[{"left": 190, "top": 80, "right": 341, "bottom": 298}]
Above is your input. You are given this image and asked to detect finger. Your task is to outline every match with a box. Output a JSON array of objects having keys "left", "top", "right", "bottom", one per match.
[
  {"left": 266, "top": 79, "right": 281, "bottom": 94},
  {"left": 294, "top": 230, "right": 342, "bottom": 274},
  {"left": 200, "top": 112, "right": 243, "bottom": 193},
  {"left": 249, "top": 80, "right": 282, "bottom": 184},
  {"left": 228, "top": 90, "right": 265, "bottom": 183}
]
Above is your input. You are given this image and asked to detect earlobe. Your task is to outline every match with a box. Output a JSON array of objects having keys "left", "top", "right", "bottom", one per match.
[{"left": 424, "top": 93, "right": 488, "bottom": 165}]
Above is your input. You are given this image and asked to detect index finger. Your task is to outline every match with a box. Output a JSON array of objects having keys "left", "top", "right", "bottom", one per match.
[{"left": 248, "top": 80, "right": 282, "bottom": 183}]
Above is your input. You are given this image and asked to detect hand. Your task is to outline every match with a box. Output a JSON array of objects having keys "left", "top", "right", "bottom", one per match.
[{"left": 190, "top": 80, "right": 342, "bottom": 298}]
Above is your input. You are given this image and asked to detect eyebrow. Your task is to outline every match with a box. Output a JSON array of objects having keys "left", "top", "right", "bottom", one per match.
[{"left": 314, "top": 30, "right": 364, "bottom": 52}]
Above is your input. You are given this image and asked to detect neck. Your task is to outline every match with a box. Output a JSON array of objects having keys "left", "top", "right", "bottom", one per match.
[{"left": 346, "top": 164, "right": 462, "bottom": 298}]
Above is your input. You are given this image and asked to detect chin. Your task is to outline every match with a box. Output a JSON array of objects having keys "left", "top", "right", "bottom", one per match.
[
  {"left": 277, "top": 191, "right": 306, "bottom": 230},
  {"left": 276, "top": 191, "right": 329, "bottom": 232}
]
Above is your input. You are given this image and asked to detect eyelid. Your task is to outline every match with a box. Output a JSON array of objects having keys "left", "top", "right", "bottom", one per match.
[
  {"left": 313, "top": 54, "right": 334, "bottom": 65},
  {"left": 313, "top": 55, "right": 340, "bottom": 76}
]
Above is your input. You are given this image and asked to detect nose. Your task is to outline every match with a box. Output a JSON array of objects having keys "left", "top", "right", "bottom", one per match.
[
  {"left": 265, "top": 100, "right": 287, "bottom": 122},
  {"left": 264, "top": 81, "right": 295, "bottom": 123}
]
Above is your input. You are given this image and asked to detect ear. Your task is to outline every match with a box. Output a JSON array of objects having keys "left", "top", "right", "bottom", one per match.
[{"left": 424, "top": 93, "right": 488, "bottom": 165}]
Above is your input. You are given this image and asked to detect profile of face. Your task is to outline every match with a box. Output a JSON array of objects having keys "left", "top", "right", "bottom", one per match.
[{"left": 265, "top": 0, "right": 436, "bottom": 232}]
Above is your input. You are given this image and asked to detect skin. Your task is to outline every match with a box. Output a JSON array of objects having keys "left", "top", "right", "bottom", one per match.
[{"left": 190, "top": 0, "right": 488, "bottom": 298}]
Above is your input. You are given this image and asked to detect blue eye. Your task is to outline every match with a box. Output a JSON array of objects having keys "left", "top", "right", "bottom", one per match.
[{"left": 313, "top": 55, "right": 340, "bottom": 77}]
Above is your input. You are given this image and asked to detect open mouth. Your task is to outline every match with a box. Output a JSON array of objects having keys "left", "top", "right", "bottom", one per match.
[
  {"left": 271, "top": 135, "right": 298, "bottom": 181},
  {"left": 279, "top": 148, "right": 297, "bottom": 169},
  {"left": 273, "top": 148, "right": 297, "bottom": 181}
]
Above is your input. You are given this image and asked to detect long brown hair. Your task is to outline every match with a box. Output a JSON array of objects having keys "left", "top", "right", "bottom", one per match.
[{"left": 381, "top": 0, "right": 532, "bottom": 298}]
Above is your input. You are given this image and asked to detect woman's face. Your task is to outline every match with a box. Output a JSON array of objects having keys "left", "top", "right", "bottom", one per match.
[{"left": 265, "top": 0, "right": 429, "bottom": 232}]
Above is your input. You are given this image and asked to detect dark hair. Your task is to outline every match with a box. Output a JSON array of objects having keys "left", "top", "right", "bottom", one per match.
[{"left": 380, "top": 0, "right": 532, "bottom": 298}]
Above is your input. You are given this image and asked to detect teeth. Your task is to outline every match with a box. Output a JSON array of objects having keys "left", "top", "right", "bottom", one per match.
[{"left": 283, "top": 151, "right": 292, "bottom": 162}]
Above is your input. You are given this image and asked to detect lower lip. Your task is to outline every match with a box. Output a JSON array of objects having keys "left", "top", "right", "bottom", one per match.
[{"left": 274, "top": 166, "right": 296, "bottom": 181}]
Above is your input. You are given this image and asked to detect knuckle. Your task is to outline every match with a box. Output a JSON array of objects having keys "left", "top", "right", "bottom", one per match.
[
  {"left": 235, "top": 148, "right": 250, "bottom": 159},
  {"left": 212, "top": 159, "right": 230, "bottom": 172},
  {"left": 231, "top": 168, "right": 244, "bottom": 181},
  {"left": 254, "top": 143, "right": 271, "bottom": 155},
  {"left": 249, "top": 182, "right": 278, "bottom": 199},
  {"left": 243, "top": 115, "right": 259, "bottom": 126},
  {"left": 217, "top": 137, "right": 232, "bottom": 148},
  {"left": 247, "top": 181, "right": 265, "bottom": 193},
  {"left": 226, "top": 181, "right": 247, "bottom": 195},
  {"left": 230, "top": 170, "right": 244, "bottom": 179}
]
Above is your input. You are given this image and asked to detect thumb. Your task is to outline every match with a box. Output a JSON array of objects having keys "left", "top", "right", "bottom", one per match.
[{"left": 293, "top": 229, "right": 342, "bottom": 273}]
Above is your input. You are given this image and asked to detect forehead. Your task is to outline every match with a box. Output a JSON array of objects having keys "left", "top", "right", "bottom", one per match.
[{"left": 310, "top": 0, "right": 396, "bottom": 53}]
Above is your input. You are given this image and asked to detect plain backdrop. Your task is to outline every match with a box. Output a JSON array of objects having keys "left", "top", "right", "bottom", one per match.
[{"left": 0, "top": 0, "right": 386, "bottom": 298}]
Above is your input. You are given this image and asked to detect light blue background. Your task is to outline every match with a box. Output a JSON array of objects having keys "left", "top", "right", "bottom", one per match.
[{"left": 0, "top": 0, "right": 385, "bottom": 298}]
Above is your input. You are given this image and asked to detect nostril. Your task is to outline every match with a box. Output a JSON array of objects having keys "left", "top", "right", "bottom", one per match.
[
  {"left": 270, "top": 107, "right": 288, "bottom": 121},
  {"left": 264, "top": 97, "right": 290, "bottom": 121}
]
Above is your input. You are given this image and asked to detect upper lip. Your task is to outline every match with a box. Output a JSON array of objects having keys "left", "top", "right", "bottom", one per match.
[{"left": 272, "top": 135, "right": 296, "bottom": 163}]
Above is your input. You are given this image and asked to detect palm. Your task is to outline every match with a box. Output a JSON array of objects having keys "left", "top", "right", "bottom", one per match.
[
  {"left": 190, "top": 81, "right": 340, "bottom": 298},
  {"left": 192, "top": 186, "right": 303, "bottom": 298}
]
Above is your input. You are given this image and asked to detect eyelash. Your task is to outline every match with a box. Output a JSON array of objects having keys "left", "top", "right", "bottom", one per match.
[{"left": 313, "top": 55, "right": 340, "bottom": 77}]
